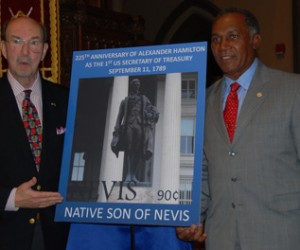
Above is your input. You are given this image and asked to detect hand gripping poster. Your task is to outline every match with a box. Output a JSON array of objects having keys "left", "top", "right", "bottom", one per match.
[{"left": 55, "top": 42, "right": 207, "bottom": 226}]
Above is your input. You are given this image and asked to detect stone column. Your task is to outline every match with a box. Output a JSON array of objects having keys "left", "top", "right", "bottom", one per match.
[
  {"left": 98, "top": 76, "right": 128, "bottom": 202},
  {"left": 158, "top": 73, "right": 182, "bottom": 204}
]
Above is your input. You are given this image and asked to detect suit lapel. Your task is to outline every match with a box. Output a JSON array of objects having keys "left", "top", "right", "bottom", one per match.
[
  {"left": 0, "top": 75, "right": 36, "bottom": 167},
  {"left": 40, "top": 80, "right": 67, "bottom": 168},
  {"left": 0, "top": 76, "right": 23, "bottom": 125},
  {"left": 40, "top": 81, "right": 57, "bottom": 161},
  {"left": 208, "top": 78, "right": 229, "bottom": 143},
  {"left": 233, "top": 63, "right": 270, "bottom": 144}
]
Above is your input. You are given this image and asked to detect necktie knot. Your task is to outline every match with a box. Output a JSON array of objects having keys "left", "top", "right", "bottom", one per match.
[
  {"left": 24, "top": 89, "right": 32, "bottom": 99},
  {"left": 230, "top": 82, "right": 240, "bottom": 93}
]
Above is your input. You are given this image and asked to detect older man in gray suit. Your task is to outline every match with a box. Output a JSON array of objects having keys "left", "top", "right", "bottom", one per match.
[{"left": 177, "top": 7, "right": 300, "bottom": 250}]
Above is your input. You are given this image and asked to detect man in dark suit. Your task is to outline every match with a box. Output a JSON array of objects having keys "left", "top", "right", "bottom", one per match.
[
  {"left": 177, "top": 8, "right": 300, "bottom": 250},
  {"left": 0, "top": 15, "right": 69, "bottom": 250}
]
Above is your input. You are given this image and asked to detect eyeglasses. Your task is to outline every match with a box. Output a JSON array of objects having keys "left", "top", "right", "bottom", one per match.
[{"left": 5, "top": 37, "right": 44, "bottom": 53}]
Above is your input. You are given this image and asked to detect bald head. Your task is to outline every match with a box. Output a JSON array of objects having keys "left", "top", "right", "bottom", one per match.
[{"left": 2, "top": 16, "right": 47, "bottom": 42}]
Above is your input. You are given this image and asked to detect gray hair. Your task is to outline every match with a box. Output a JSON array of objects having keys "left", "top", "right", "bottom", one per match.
[{"left": 216, "top": 7, "right": 260, "bottom": 35}]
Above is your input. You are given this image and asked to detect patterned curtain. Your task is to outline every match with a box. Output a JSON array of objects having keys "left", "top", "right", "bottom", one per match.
[{"left": 0, "top": 0, "right": 60, "bottom": 83}]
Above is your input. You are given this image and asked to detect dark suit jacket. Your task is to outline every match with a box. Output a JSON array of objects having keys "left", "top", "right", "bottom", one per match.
[{"left": 0, "top": 74, "right": 70, "bottom": 250}]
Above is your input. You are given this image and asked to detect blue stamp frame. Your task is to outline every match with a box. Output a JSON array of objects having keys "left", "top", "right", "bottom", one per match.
[{"left": 55, "top": 42, "right": 207, "bottom": 226}]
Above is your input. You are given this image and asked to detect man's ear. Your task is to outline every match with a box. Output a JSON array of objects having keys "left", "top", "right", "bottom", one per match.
[
  {"left": 1, "top": 40, "right": 8, "bottom": 59},
  {"left": 41, "top": 42, "right": 49, "bottom": 61},
  {"left": 252, "top": 33, "right": 261, "bottom": 50}
]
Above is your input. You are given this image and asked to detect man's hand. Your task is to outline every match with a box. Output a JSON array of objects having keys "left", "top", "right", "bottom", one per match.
[
  {"left": 15, "top": 177, "right": 64, "bottom": 208},
  {"left": 176, "top": 224, "right": 207, "bottom": 243}
]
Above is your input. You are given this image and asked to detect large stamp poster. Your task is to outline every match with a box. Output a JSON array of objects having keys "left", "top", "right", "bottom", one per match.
[{"left": 55, "top": 42, "right": 207, "bottom": 226}]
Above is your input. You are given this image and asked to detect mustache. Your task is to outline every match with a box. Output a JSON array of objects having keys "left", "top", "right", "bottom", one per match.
[{"left": 17, "top": 57, "right": 32, "bottom": 64}]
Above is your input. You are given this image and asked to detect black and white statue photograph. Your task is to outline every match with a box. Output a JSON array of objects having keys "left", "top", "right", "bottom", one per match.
[
  {"left": 111, "top": 78, "right": 159, "bottom": 184},
  {"left": 66, "top": 73, "right": 191, "bottom": 204}
]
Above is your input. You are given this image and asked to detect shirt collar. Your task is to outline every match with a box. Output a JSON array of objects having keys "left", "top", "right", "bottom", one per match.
[
  {"left": 8, "top": 71, "right": 42, "bottom": 98},
  {"left": 224, "top": 58, "right": 258, "bottom": 91}
]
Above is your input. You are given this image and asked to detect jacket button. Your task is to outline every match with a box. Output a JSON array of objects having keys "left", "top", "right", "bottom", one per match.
[
  {"left": 29, "top": 218, "right": 36, "bottom": 224},
  {"left": 37, "top": 185, "right": 42, "bottom": 191},
  {"left": 229, "top": 151, "right": 236, "bottom": 156}
]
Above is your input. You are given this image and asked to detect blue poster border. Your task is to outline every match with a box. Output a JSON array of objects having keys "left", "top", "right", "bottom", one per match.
[{"left": 55, "top": 42, "right": 207, "bottom": 226}]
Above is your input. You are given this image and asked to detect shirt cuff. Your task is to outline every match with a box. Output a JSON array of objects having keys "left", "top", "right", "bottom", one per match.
[{"left": 5, "top": 188, "right": 19, "bottom": 211}]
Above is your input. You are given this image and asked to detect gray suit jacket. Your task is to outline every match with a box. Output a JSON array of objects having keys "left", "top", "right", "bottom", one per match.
[{"left": 201, "top": 61, "right": 300, "bottom": 250}]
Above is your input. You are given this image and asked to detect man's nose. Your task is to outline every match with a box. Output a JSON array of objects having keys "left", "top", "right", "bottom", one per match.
[
  {"left": 20, "top": 41, "right": 30, "bottom": 54},
  {"left": 219, "top": 37, "right": 232, "bottom": 49}
]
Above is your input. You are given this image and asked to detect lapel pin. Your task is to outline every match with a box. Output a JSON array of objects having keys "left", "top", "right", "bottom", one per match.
[
  {"left": 50, "top": 102, "right": 57, "bottom": 107},
  {"left": 256, "top": 92, "right": 263, "bottom": 98}
]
